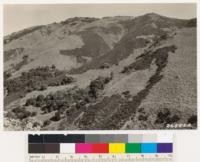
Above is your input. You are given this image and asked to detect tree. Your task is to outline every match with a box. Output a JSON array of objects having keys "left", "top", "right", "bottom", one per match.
[
  {"left": 160, "top": 33, "right": 167, "bottom": 40},
  {"left": 188, "top": 115, "right": 197, "bottom": 125},
  {"left": 64, "top": 76, "right": 74, "bottom": 84},
  {"left": 22, "top": 55, "right": 29, "bottom": 60},
  {"left": 25, "top": 98, "right": 36, "bottom": 106},
  {"left": 40, "top": 84, "right": 47, "bottom": 91},
  {"left": 31, "top": 112, "right": 37, "bottom": 117},
  {"left": 43, "top": 120, "right": 51, "bottom": 127},
  {"left": 89, "top": 76, "right": 111, "bottom": 98},
  {"left": 36, "top": 94, "right": 45, "bottom": 102},
  {"left": 51, "top": 111, "right": 61, "bottom": 121},
  {"left": 51, "top": 64, "right": 56, "bottom": 70},
  {"left": 100, "top": 63, "right": 110, "bottom": 69}
]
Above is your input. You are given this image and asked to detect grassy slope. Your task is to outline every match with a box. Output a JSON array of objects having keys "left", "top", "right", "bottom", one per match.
[
  {"left": 4, "top": 15, "right": 197, "bottom": 130},
  {"left": 123, "top": 28, "right": 197, "bottom": 129}
]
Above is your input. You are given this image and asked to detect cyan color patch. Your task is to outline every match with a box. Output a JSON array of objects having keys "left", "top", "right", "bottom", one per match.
[{"left": 141, "top": 143, "right": 157, "bottom": 153}]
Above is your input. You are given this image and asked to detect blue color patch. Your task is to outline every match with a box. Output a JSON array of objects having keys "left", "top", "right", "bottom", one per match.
[{"left": 141, "top": 143, "right": 157, "bottom": 153}]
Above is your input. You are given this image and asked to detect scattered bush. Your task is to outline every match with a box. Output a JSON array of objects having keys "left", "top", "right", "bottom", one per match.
[
  {"left": 25, "top": 98, "right": 36, "bottom": 106},
  {"left": 155, "top": 108, "right": 180, "bottom": 125},
  {"left": 122, "top": 91, "right": 130, "bottom": 96},
  {"left": 89, "top": 75, "right": 112, "bottom": 98},
  {"left": 187, "top": 115, "right": 197, "bottom": 125},
  {"left": 51, "top": 111, "right": 61, "bottom": 121},
  {"left": 39, "top": 84, "right": 47, "bottom": 91},
  {"left": 76, "top": 101, "right": 87, "bottom": 110},
  {"left": 36, "top": 95, "right": 45, "bottom": 102},
  {"left": 51, "top": 64, "right": 56, "bottom": 70},
  {"left": 89, "top": 77, "right": 104, "bottom": 98},
  {"left": 43, "top": 120, "right": 51, "bottom": 127},
  {"left": 100, "top": 63, "right": 110, "bottom": 69},
  {"left": 31, "top": 112, "right": 37, "bottom": 117},
  {"left": 84, "top": 97, "right": 91, "bottom": 103},
  {"left": 20, "top": 93, "right": 26, "bottom": 98},
  {"left": 138, "top": 114, "right": 148, "bottom": 121},
  {"left": 160, "top": 33, "right": 168, "bottom": 40},
  {"left": 11, "top": 107, "right": 32, "bottom": 120},
  {"left": 61, "top": 76, "right": 75, "bottom": 85},
  {"left": 4, "top": 71, "right": 12, "bottom": 79},
  {"left": 32, "top": 122, "right": 41, "bottom": 128},
  {"left": 22, "top": 55, "right": 29, "bottom": 60},
  {"left": 138, "top": 108, "right": 145, "bottom": 113},
  {"left": 121, "top": 66, "right": 131, "bottom": 73},
  {"left": 170, "top": 114, "right": 180, "bottom": 123}
]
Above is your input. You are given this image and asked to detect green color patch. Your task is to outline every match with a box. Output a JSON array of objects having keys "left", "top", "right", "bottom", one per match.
[{"left": 126, "top": 143, "right": 141, "bottom": 153}]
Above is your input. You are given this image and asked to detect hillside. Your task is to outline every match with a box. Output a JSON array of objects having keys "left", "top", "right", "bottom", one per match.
[{"left": 3, "top": 13, "right": 197, "bottom": 130}]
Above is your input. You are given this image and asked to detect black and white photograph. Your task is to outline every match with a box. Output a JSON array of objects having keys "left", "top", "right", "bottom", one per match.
[{"left": 3, "top": 3, "right": 197, "bottom": 130}]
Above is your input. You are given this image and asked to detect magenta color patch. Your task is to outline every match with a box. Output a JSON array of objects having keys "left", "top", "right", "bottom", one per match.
[{"left": 75, "top": 143, "right": 93, "bottom": 153}]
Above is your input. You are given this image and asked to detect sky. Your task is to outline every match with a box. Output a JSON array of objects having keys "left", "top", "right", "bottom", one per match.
[{"left": 4, "top": 3, "right": 196, "bottom": 35}]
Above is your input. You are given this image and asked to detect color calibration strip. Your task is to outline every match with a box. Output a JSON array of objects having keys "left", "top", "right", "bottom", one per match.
[{"left": 28, "top": 134, "right": 173, "bottom": 154}]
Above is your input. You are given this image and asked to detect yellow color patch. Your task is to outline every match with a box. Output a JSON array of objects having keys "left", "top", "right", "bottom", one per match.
[{"left": 109, "top": 143, "right": 125, "bottom": 153}]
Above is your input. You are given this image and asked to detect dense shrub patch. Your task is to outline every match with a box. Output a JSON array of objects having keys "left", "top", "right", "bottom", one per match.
[
  {"left": 121, "top": 34, "right": 177, "bottom": 74},
  {"left": 4, "top": 65, "right": 75, "bottom": 97},
  {"left": 22, "top": 75, "right": 112, "bottom": 124}
]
